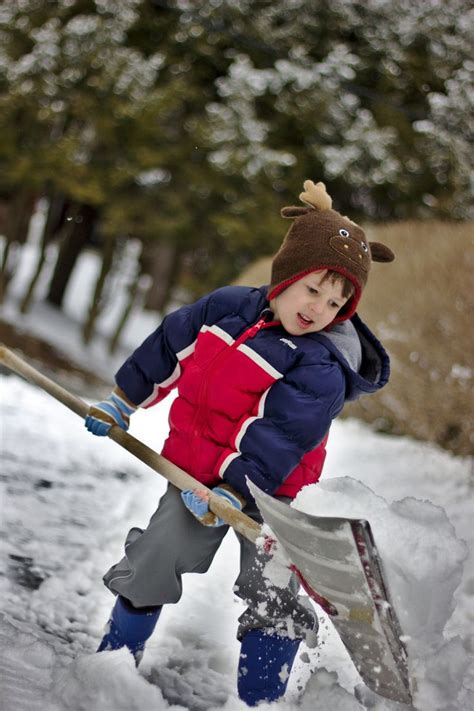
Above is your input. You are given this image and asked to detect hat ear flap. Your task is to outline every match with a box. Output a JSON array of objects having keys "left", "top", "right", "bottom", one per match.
[
  {"left": 370, "top": 242, "right": 395, "bottom": 263},
  {"left": 281, "top": 206, "right": 313, "bottom": 219}
]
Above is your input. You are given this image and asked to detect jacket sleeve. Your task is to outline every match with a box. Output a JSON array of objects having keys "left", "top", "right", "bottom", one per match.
[
  {"left": 217, "top": 357, "right": 346, "bottom": 499},
  {"left": 115, "top": 286, "right": 247, "bottom": 407}
]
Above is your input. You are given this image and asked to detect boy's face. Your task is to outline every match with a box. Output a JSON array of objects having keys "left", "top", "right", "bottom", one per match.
[{"left": 270, "top": 270, "right": 349, "bottom": 335}]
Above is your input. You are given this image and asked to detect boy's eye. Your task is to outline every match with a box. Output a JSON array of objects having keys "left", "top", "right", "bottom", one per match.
[{"left": 307, "top": 286, "right": 318, "bottom": 294}]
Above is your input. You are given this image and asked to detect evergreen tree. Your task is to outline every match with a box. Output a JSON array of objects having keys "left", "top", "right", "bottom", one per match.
[{"left": 1, "top": 0, "right": 471, "bottom": 316}]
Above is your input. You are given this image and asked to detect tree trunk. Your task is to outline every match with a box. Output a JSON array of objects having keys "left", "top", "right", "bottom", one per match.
[
  {"left": 4, "top": 190, "right": 36, "bottom": 246},
  {"left": 47, "top": 203, "right": 97, "bottom": 308},
  {"left": 108, "top": 277, "right": 145, "bottom": 354},
  {"left": 0, "top": 190, "right": 36, "bottom": 303},
  {"left": 142, "top": 241, "right": 181, "bottom": 312},
  {"left": 19, "top": 192, "right": 67, "bottom": 314},
  {"left": 19, "top": 246, "right": 48, "bottom": 314},
  {"left": 81, "top": 233, "right": 116, "bottom": 345},
  {"left": 0, "top": 241, "right": 13, "bottom": 303}
]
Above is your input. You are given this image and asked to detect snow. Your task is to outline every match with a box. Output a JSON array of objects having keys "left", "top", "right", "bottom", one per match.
[
  {"left": 293, "top": 479, "right": 470, "bottom": 710},
  {"left": 1, "top": 236, "right": 473, "bottom": 709},
  {"left": 1, "top": 374, "right": 473, "bottom": 710}
]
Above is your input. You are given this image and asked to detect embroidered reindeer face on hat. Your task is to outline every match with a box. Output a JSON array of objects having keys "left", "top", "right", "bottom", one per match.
[{"left": 269, "top": 180, "right": 394, "bottom": 323}]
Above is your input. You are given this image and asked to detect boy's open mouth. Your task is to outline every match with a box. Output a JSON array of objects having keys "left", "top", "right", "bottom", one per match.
[{"left": 297, "top": 313, "right": 313, "bottom": 328}]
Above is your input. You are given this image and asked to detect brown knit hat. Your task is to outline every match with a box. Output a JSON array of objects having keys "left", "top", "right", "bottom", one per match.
[{"left": 268, "top": 180, "right": 394, "bottom": 322}]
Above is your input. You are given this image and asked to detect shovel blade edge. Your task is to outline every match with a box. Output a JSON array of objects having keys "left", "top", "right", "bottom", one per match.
[{"left": 248, "top": 481, "right": 412, "bottom": 705}]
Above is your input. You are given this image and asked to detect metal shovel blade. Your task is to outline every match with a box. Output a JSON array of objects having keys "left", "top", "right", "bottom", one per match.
[{"left": 248, "top": 481, "right": 412, "bottom": 705}]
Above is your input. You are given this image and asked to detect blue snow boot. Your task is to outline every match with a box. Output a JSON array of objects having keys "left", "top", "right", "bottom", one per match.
[
  {"left": 97, "top": 596, "right": 161, "bottom": 666},
  {"left": 237, "top": 629, "right": 301, "bottom": 706}
]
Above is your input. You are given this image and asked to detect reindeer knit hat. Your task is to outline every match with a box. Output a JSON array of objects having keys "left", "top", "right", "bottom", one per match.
[{"left": 268, "top": 180, "right": 394, "bottom": 322}]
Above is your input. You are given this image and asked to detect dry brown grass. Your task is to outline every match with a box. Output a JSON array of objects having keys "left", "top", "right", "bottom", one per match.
[{"left": 233, "top": 221, "right": 474, "bottom": 457}]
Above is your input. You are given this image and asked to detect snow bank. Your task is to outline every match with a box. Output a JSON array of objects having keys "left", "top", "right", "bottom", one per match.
[
  {"left": 53, "top": 649, "right": 175, "bottom": 711},
  {"left": 0, "top": 615, "right": 61, "bottom": 711},
  {"left": 293, "top": 478, "right": 471, "bottom": 709},
  {"left": 1, "top": 375, "right": 473, "bottom": 709}
]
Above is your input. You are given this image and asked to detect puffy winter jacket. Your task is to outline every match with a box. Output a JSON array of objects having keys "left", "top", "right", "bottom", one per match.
[{"left": 115, "top": 286, "right": 390, "bottom": 499}]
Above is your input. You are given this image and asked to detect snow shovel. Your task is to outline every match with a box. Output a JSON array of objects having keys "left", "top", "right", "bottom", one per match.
[{"left": 0, "top": 345, "right": 412, "bottom": 705}]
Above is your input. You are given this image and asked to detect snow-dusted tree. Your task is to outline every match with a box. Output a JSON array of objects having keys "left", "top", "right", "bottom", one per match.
[
  {"left": 204, "top": 0, "right": 473, "bottom": 219},
  {"left": 1, "top": 0, "right": 472, "bottom": 318},
  {"left": 0, "top": 0, "right": 166, "bottom": 315}
]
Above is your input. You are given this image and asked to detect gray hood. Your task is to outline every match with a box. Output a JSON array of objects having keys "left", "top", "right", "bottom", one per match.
[{"left": 322, "top": 319, "right": 362, "bottom": 373}]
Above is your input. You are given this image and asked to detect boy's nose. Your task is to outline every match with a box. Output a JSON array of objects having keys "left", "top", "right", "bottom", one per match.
[{"left": 310, "top": 301, "right": 324, "bottom": 315}]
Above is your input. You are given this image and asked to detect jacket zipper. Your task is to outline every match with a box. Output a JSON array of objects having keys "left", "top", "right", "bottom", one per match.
[{"left": 190, "top": 318, "right": 278, "bottom": 453}]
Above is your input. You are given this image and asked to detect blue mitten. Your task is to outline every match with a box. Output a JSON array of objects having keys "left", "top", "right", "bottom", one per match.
[
  {"left": 181, "top": 485, "right": 245, "bottom": 527},
  {"left": 85, "top": 389, "right": 136, "bottom": 436}
]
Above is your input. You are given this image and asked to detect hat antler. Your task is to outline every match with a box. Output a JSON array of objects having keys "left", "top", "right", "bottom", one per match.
[{"left": 299, "top": 180, "right": 333, "bottom": 211}]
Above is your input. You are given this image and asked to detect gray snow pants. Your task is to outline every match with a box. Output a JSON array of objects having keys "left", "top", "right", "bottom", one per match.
[{"left": 103, "top": 484, "right": 318, "bottom": 641}]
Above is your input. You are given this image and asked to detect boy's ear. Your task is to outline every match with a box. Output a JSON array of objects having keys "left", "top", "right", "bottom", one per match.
[
  {"left": 369, "top": 242, "right": 395, "bottom": 263},
  {"left": 281, "top": 206, "right": 313, "bottom": 219}
]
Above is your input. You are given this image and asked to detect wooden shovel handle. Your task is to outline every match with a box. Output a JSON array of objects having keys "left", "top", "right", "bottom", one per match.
[{"left": 0, "top": 345, "right": 261, "bottom": 544}]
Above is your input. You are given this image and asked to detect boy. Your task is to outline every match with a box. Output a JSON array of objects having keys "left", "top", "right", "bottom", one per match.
[{"left": 85, "top": 180, "right": 394, "bottom": 706}]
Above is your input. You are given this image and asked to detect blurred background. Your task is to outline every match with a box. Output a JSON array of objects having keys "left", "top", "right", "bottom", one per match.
[{"left": 0, "top": 0, "right": 472, "bottom": 456}]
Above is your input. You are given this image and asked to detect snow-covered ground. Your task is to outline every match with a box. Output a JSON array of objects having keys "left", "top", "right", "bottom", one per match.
[
  {"left": 1, "top": 373, "right": 473, "bottom": 710},
  {"left": 1, "top": 222, "right": 473, "bottom": 709}
]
